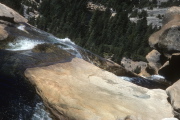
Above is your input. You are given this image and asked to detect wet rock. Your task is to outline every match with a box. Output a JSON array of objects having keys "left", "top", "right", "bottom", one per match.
[
  {"left": 25, "top": 57, "right": 173, "bottom": 120},
  {"left": 32, "top": 43, "right": 67, "bottom": 54}
]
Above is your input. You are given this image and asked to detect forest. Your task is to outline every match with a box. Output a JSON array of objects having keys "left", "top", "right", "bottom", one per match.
[{"left": 0, "top": 0, "right": 171, "bottom": 63}]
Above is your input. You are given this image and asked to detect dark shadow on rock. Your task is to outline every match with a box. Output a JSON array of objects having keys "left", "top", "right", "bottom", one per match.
[
  {"left": 159, "top": 54, "right": 180, "bottom": 83},
  {"left": 124, "top": 77, "right": 170, "bottom": 89}
]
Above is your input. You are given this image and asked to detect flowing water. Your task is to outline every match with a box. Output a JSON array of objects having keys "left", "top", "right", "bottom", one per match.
[{"left": 0, "top": 24, "right": 86, "bottom": 120}]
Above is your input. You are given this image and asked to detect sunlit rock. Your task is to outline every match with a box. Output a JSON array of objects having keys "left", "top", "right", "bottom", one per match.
[{"left": 25, "top": 57, "right": 173, "bottom": 120}]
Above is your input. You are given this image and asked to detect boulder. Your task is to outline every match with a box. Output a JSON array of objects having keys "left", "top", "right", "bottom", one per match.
[
  {"left": 25, "top": 57, "right": 173, "bottom": 120},
  {"left": 0, "top": 3, "right": 28, "bottom": 41},
  {"left": 145, "top": 50, "right": 164, "bottom": 75},
  {"left": 121, "top": 57, "right": 147, "bottom": 75},
  {"left": 149, "top": 6, "right": 180, "bottom": 58},
  {"left": 159, "top": 53, "right": 180, "bottom": 83},
  {"left": 0, "top": 3, "right": 27, "bottom": 23},
  {"left": 162, "top": 6, "right": 180, "bottom": 25},
  {"left": 166, "top": 80, "right": 180, "bottom": 119}
]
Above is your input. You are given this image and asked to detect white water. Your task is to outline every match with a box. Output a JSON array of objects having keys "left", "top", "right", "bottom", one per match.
[
  {"left": 48, "top": 36, "right": 83, "bottom": 58},
  {"left": 17, "top": 24, "right": 26, "bottom": 31},
  {"left": 15, "top": 24, "right": 83, "bottom": 58},
  {"left": 120, "top": 76, "right": 132, "bottom": 82},
  {"left": 145, "top": 75, "right": 166, "bottom": 82},
  {"left": 5, "top": 35, "right": 83, "bottom": 58},
  {"left": 149, "top": 75, "right": 165, "bottom": 80},
  {"left": 56, "top": 37, "right": 75, "bottom": 45},
  {"left": 6, "top": 38, "right": 45, "bottom": 51},
  {"left": 31, "top": 102, "right": 52, "bottom": 120},
  {"left": 120, "top": 75, "right": 165, "bottom": 82}
]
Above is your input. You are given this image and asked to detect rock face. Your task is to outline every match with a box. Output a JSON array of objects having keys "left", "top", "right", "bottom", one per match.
[
  {"left": 147, "top": 6, "right": 180, "bottom": 84},
  {"left": 149, "top": 22, "right": 180, "bottom": 57},
  {"left": 162, "top": 6, "right": 180, "bottom": 25},
  {"left": 25, "top": 57, "right": 173, "bottom": 120},
  {"left": 0, "top": 3, "right": 27, "bottom": 23},
  {"left": 166, "top": 80, "right": 180, "bottom": 119},
  {"left": 149, "top": 7, "right": 180, "bottom": 58},
  {"left": 121, "top": 57, "right": 147, "bottom": 75},
  {"left": 146, "top": 50, "right": 163, "bottom": 74},
  {"left": 0, "top": 3, "right": 28, "bottom": 40}
]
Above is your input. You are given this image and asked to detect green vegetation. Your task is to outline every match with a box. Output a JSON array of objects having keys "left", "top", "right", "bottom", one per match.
[
  {"left": 1, "top": 0, "right": 162, "bottom": 63},
  {"left": 27, "top": 0, "right": 160, "bottom": 63}
]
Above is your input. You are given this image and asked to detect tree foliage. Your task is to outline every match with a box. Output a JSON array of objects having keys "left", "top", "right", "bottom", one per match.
[
  {"left": 26, "top": 0, "right": 160, "bottom": 63},
  {"left": 27, "top": 0, "right": 159, "bottom": 63}
]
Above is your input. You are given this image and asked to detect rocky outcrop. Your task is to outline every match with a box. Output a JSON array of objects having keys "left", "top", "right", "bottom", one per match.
[
  {"left": 149, "top": 7, "right": 180, "bottom": 58},
  {"left": 25, "top": 57, "right": 174, "bottom": 120},
  {"left": 0, "top": 3, "right": 28, "bottom": 41},
  {"left": 0, "top": 3, "right": 27, "bottom": 23},
  {"left": 159, "top": 53, "right": 180, "bottom": 83},
  {"left": 162, "top": 6, "right": 180, "bottom": 25},
  {"left": 166, "top": 80, "right": 180, "bottom": 119},
  {"left": 145, "top": 50, "right": 163, "bottom": 75},
  {"left": 121, "top": 57, "right": 147, "bottom": 75},
  {"left": 147, "top": 6, "right": 180, "bottom": 84}
]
